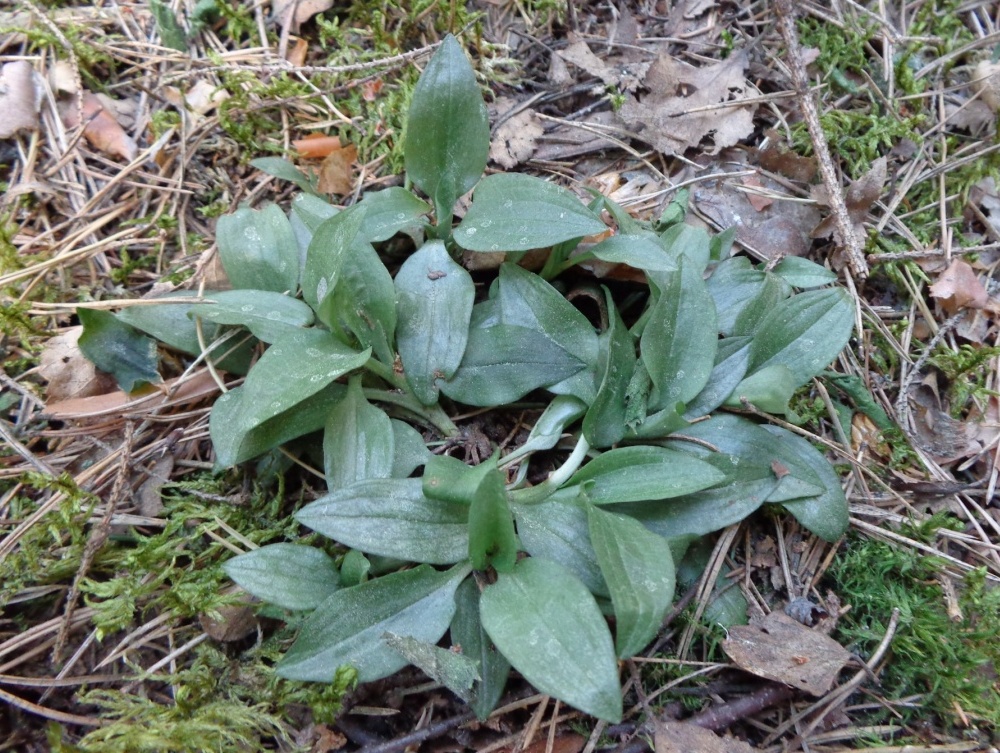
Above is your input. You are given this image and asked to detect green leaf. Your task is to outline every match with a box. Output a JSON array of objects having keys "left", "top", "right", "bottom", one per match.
[
  {"left": 359, "top": 187, "right": 430, "bottom": 242},
  {"left": 454, "top": 174, "right": 607, "bottom": 252},
  {"left": 405, "top": 34, "right": 488, "bottom": 221},
  {"left": 211, "top": 383, "right": 344, "bottom": 468},
  {"left": 296, "top": 478, "right": 469, "bottom": 565},
  {"left": 216, "top": 204, "right": 299, "bottom": 294},
  {"left": 512, "top": 496, "right": 607, "bottom": 597},
  {"left": 441, "top": 324, "right": 587, "bottom": 407},
  {"left": 334, "top": 241, "right": 397, "bottom": 365},
  {"left": 78, "top": 308, "right": 161, "bottom": 393},
  {"left": 732, "top": 272, "right": 790, "bottom": 338},
  {"left": 302, "top": 204, "right": 367, "bottom": 324},
  {"left": 480, "top": 558, "right": 622, "bottom": 722},
  {"left": 724, "top": 363, "right": 798, "bottom": 416},
  {"left": 569, "top": 446, "right": 725, "bottom": 504},
  {"left": 709, "top": 225, "right": 736, "bottom": 261},
  {"left": 150, "top": 0, "right": 187, "bottom": 51},
  {"left": 340, "top": 549, "right": 370, "bottom": 587},
  {"left": 588, "top": 234, "right": 678, "bottom": 272},
  {"left": 761, "top": 426, "right": 848, "bottom": 541},
  {"left": 422, "top": 454, "right": 493, "bottom": 505},
  {"left": 324, "top": 378, "right": 394, "bottom": 489},
  {"left": 391, "top": 419, "right": 432, "bottom": 478},
  {"left": 116, "top": 292, "right": 214, "bottom": 356},
  {"left": 684, "top": 337, "right": 750, "bottom": 418},
  {"left": 747, "top": 287, "right": 854, "bottom": 387},
  {"left": 497, "top": 263, "right": 599, "bottom": 403},
  {"left": 468, "top": 466, "right": 518, "bottom": 573},
  {"left": 584, "top": 288, "right": 637, "bottom": 448},
  {"left": 188, "top": 290, "right": 315, "bottom": 343},
  {"left": 395, "top": 241, "right": 475, "bottom": 405},
  {"left": 209, "top": 330, "right": 368, "bottom": 465},
  {"left": 588, "top": 506, "right": 675, "bottom": 658},
  {"left": 772, "top": 256, "right": 837, "bottom": 288},
  {"left": 252, "top": 157, "right": 319, "bottom": 195},
  {"left": 277, "top": 563, "right": 470, "bottom": 682},
  {"left": 659, "top": 223, "right": 711, "bottom": 274},
  {"left": 706, "top": 257, "right": 768, "bottom": 337},
  {"left": 383, "top": 632, "right": 480, "bottom": 701},
  {"left": 641, "top": 258, "right": 718, "bottom": 411},
  {"left": 290, "top": 193, "right": 339, "bottom": 254},
  {"left": 223, "top": 544, "right": 339, "bottom": 611},
  {"left": 451, "top": 579, "right": 510, "bottom": 719}
]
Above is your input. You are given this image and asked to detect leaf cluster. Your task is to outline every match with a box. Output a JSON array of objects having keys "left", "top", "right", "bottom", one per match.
[{"left": 80, "top": 36, "right": 856, "bottom": 722}]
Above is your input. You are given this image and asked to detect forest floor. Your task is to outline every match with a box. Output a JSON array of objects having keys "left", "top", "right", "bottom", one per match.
[{"left": 3, "top": 0, "right": 1000, "bottom": 751}]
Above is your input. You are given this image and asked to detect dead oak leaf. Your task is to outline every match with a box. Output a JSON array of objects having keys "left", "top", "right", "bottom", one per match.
[
  {"left": 929, "top": 258, "right": 991, "bottom": 312},
  {"left": 558, "top": 35, "right": 618, "bottom": 86},
  {"left": 617, "top": 51, "right": 756, "bottom": 157},
  {"left": 812, "top": 157, "right": 886, "bottom": 242},
  {"left": 490, "top": 108, "right": 543, "bottom": 168},
  {"left": 59, "top": 91, "right": 138, "bottom": 162},
  {"left": 316, "top": 143, "right": 357, "bottom": 195},
  {"left": 723, "top": 611, "right": 851, "bottom": 696}
]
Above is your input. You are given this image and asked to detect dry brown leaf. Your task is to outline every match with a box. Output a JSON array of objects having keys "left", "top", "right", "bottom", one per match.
[
  {"left": 316, "top": 143, "right": 358, "bottom": 195},
  {"left": 722, "top": 611, "right": 851, "bottom": 696},
  {"left": 812, "top": 158, "right": 886, "bottom": 242},
  {"left": 491, "top": 108, "right": 543, "bottom": 168},
  {"left": 361, "top": 78, "right": 384, "bottom": 102},
  {"left": 742, "top": 175, "right": 774, "bottom": 211},
  {"left": 59, "top": 91, "right": 138, "bottom": 161},
  {"left": 44, "top": 369, "right": 218, "bottom": 420},
  {"left": 496, "top": 733, "right": 585, "bottom": 753},
  {"left": 929, "top": 259, "right": 990, "bottom": 312},
  {"left": 48, "top": 59, "right": 77, "bottom": 95},
  {"left": 971, "top": 60, "right": 1000, "bottom": 112},
  {"left": 0, "top": 61, "right": 41, "bottom": 138},
  {"left": 618, "top": 51, "right": 756, "bottom": 156},
  {"left": 286, "top": 37, "right": 309, "bottom": 67},
  {"left": 558, "top": 35, "right": 618, "bottom": 86},
  {"left": 200, "top": 586, "right": 259, "bottom": 642},
  {"left": 39, "top": 327, "right": 117, "bottom": 402},
  {"left": 654, "top": 721, "right": 755, "bottom": 753},
  {"left": 272, "top": 0, "right": 334, "bottom": 32},
  {"left": 532, "top": 110, "right": 626, "bottom": 162},
  {"left": 137, "top": 455, "right": 174, "bottom": 518}
]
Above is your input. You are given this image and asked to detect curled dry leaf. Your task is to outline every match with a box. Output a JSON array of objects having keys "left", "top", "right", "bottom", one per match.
[
  {"left": 928, "top": 258, "right": 990, "bottom": 313},
  {"left": 316, "top": 143, "right": 358, "bottom": 195},
  {"left": 39, "top": 326, "right": 117, "bottom": 403},
  {"left": 293, "top": 133, "right": 342, "bottom": 159},
  {"left": 812, "top": 157, "right": 887, "bottom": 243},
  {"left": 722, "top": 611, "right": 851, "bottom": 696},
  {"left": 272, "top": 0, "right": 334, "bottom": 32},
  {"left": 48, "top": 59, "right": 78, "bottom": 95},
  {"left": 618, "top": 51, "right": 757, "bottom": 156},
  {"left": 59, "top": 91, "right": 138, "bottom": 162},
  {"left": 490, "top": 107, "right": 544, "bottom": 168},
  {"left": 0, "top": 60, "right": 42, "bottom": 138}
]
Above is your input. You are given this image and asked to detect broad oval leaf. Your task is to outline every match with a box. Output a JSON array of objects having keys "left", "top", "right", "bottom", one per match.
[
  {"left": 216, "top": 203, "right": 299, "bottom": 294},
  {"left": 659, "top": 223, "right": 710, "bottom": 274},
  {"left": 468, "top": 466, "right": 518, "bottom": 573},
  {"left": 391, "top": 419, "right": 432, "bottom": 478},
  {"left": 405, "top": 34, "right": 489, "bottom": 220},
  {"left": 454, "top": 174, "right": 607, "bottom": 252},
  {"left": 480, "top": 558, "right": 622, "bottom": 722},
  {"left": 588, "top": 506, "right": 675, "bottom": 658},
  {"left": 423, "top": 454, "right": 493, "bottom": 505},
  {"left": 359, "top": 187, "right": 430, "bottom": 242},
  {"left": 211, "top": 383, "right": 345, "bottom": 467},
  {"left": 772, "top": 256, "right": 837, "bottom": 289},
  {"left": 747, "top": 287, "right": 854, "bottom": 387},
  {"left": 683, "top": 336, "right": 751, "bottom": 418},
  {"left": 640, "top": 258, "right": 718, "bottom": 411},
  {"left": 723, "top": 363, "right": 797, "bottom": 416},
  {"left": 296, "top": 478, "right": 469, "bottom": 565},
  {"left": 224, "top": 544, "right": 339, "bottom": 611},
  {"left": 334, "top": 241, "right": 397, "bottom": 365},
  {"left": 188, "top": 289, "right": 314, "bottom": 343},
  {"left": 324, "top": 378, "right": 395, "bottom": 490},
  {"left": 512, "top": 495, "right": 607, "bottom": 597},
  {"left": 588, "top": 234, "right": 678, "bottom": 272},
  {"left": 761, "top": 425, "right": 848, "bottom": 541},
  {"left": 569, "top": 446, "right": 726, "bottom": 504},
  {"left": 290, "top": 193, "right": 339, "bottom": 257},
  {"left": 252, "top": 157, "right": 318, "bottom": 195},
  {"left": 117, "top": 291, "right": 217, "bottom": 356},
  {"left": 440, "top": 324, "right": 587, "bottom": 407},
  {"left": 78, "top": 308, "right": 161, "bottom": 393},
  {"left": 395, "top": 241, "right": 474, "bottom": 405},
  {"left": 302, "top": 204, "right": 367, "bottom": 323},
  {"left": 706, "top": 256, "right": 768, "bottom": 337},
  {"left": 277, "top": 563, "right": 470, "bottom": 682}
]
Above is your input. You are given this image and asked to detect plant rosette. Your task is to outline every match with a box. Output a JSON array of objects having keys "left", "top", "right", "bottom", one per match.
[{"left": 81, "top": 35, "right": 854, "bottom": 723}]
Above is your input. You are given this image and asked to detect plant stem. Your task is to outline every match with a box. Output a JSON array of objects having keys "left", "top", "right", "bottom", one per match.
[
  {"left": 510, "top": 434, "right": 591, "bottom": 504},
  {"left": 363, "top": 388, "right": 459, "bottom": 437}
]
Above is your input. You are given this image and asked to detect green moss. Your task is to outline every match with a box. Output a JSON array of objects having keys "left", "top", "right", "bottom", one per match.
[
  {"left": 828, "top": 535, "right": 1000, "bottom": 730},
  {"left": 928, "top": 343, "right": 1000, "bottom": 416}
]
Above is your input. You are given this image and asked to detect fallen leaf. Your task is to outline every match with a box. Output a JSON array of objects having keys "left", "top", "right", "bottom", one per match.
[
  {"left": 316, "top": 143, "right": 357, "bottom": 194},
  {"left": 722, "top": 611, "right": 851, "bottom": 696},
  {"left": 742, "top": 175, "right": 774, "bottom": 211},
  {"left": 183, "top": 79, "right": 229, "bottom": 116},
  {"left": 44, "top": 368, "right": 218, "bottom": 420},
  {"left": 59, "top": 91, "right": 138, "bottom": 161},
  {"left": 491, "top": 107, "right": 544, "bottom": 168},
  {"left": 929, "top": 259, "right": 990, "bottom": 312},
  {"left": 311, "top": 725, "right": 347, "bottom": 753},
  {"left": 558, "top": 34, "right": 619, "bottom": 86},
  {"left": 361, "top": 78, "right": 383, "bottom": 102},
  {"left": 48, "top": 59, "right": 77, "bottom": 96},
  {"left": 532, "top": 110, "right": 628, "bottom": 162},
  {"left": 286, "top": 37, "right": 309, "bottom": 67},
  {"left": 294, "top": 134, "right": 342, "bottom": 159},
  {"left": 811, "top": 157, "right": 886, "bottom": 243},
  {"left": 907, "top": 383, "right": 982, "bottom": 462},
  {"left": 39, "top": 327, "right": 117, "bottom": 402},
  {"left": 758, "top": 135, "right": 817, "bottom": 183},
  {"left": 971, "top": 60, "right": 1000, "bottom": 112},
  {"left": 654, "top": 721, "right": 755, "bottom": 753},
  {"left": 0, "top": 61, "right": 42, "bottom": 138},
  {"left": 272, "top": 0, "right": 334, "bottom": 32},
  {"left": 200, "top": 586, "right": 259, "bottom": 642},
  {"left": 137, "top": 455, "right": 173, "bottom": 518},
  {"left": 496, "top": 733, "right": 585, "bottom": 753},
  {"left": 618, "top": 51, "right": 757, "bottom": 156}
]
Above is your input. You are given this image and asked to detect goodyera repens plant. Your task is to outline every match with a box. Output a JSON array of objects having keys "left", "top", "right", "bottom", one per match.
[{"left": 82, "top": 35, "right": 855, "bottom": 722}]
